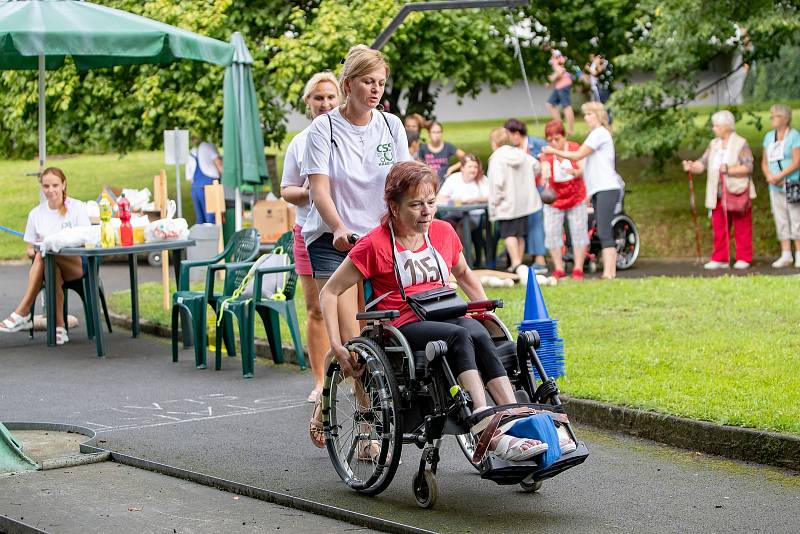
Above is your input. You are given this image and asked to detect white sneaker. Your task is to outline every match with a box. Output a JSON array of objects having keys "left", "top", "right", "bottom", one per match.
[
  {"left": 772, "top": 255, "right": 793, "bottom": 268},
  {"left": 733, "top": 260, "right": 751, "bottom": 270},
  {"left": 703, "top": 260, "right": 729, "bottom": 270},
  {"left": 55, "top": 327, "right": 69, "bottom": 346},
  {"left": 0, "top": 312, "right": 32, "bottom": 333}
]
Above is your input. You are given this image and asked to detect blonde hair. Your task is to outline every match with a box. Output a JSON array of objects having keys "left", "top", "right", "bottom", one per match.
[
  {"left": 710, "top": 110, "right": 736, "bottom": 131},
  {"left": 581, "top": 101, "right": 610, "bottom": 129},
  {"left": 770, "top": 104, "right": 793, "bottom": 126},
  {"left": 490, "top": 127, "right": 512, "bottom": 147},
  {"left": 339, "top": 44, "right": 390, "bottom": 98},
  {"left": 302, "top": 72, "right": 341, "bottom": 118}
]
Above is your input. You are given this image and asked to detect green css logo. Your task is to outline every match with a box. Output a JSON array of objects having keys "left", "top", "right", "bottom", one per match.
[{"left": 377, "top": 143, "right": 393, "bottom": 166}]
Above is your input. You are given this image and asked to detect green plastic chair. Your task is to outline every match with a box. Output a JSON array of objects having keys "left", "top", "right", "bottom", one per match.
[
  {"left": 216, "top": 230, "right": 305, "bottom": 377},
  {"left": 172, "top": 228, "right": 260, "bottom": 366}
]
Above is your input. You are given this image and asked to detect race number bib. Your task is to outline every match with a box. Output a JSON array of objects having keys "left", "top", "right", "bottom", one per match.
[{"left": 391, "top": 227, "right": 449, "bottom": 290}]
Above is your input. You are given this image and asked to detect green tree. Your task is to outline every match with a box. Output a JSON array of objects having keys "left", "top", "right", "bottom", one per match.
[
  {"left": 0, "top": 0, "right": 311, "bottom": 159},
  {"left": 744, "top": 44, "right": 800, "bottom": 101},
  {"left": 266, "top": 0, "right": 522, "bottom": 118},
  {"left": 611, "top": 0, "right": 800, "bottom": 168}
]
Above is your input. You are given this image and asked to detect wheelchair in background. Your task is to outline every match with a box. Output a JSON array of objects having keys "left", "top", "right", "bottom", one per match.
[
  {"left": 565, "top": 189, "right": 640, "bottom": 272},
  {"left": 320, "top": 299, "right": 589, "bottom": 508}
]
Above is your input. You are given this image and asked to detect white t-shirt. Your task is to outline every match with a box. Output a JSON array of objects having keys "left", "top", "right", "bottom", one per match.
[
  {"left": 582, "top": 126, "right": 622, "bottom": 197},
  {"left": 185, "top": 142, "right": 221, "bottom": 181},
  {"left": 280, "top": 128, "right": 311, "bottom": 227},
  {"left": 23, "top": 197, "right": 90, "bottom": 245},
  {"left": 438, "top": 172, "right": 489, "bottom": 223},
  {"left": 301, "top": 108, "right": 411, "bottom": 246}
]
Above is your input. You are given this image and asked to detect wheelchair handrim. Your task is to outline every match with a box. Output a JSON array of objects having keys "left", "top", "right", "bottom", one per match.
[{"left": 323, "top": 338, "right": 402, "bottom": 494}]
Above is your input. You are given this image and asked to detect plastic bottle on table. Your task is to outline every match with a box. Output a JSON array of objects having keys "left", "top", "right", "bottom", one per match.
[
  {"left": 117, "top": 193, "right": 134, "bottom": 247},
  {"left": 99, "top": 193, "right": 115, "bottom": 248}
]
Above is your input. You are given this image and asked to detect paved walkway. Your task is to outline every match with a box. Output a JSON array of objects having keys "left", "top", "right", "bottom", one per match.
[
  {"left": 2, "top": 462, "right": 371, "bottom": 534},
  {"left": 1, "top": 330, "right": 798, "bottom": 533},
  {"left": 1, "top": 261, "right": 799, "bottom": 533}
]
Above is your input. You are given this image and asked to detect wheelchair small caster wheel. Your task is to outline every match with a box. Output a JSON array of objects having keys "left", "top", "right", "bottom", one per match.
[
  {"left": 520, "top": 479, "right": 543, "bottom": 493},
  {"left": 412, "top": 470, "right": 438, "bottom": 509},
  {"left": 147, "top": 251, "right": 161, "bottom": 267},
  {"left": 587, "top": 260, "right": 597, "bottom": 274}
]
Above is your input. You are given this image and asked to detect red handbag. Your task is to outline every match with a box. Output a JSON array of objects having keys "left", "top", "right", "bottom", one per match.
[{"left": 720, "top": 172, "right": 751, "bottom": 214}]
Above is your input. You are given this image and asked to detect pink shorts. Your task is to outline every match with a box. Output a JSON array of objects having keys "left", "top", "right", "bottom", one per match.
[{"left": 293, "top": 224, "right": 313, "bottom": 277}]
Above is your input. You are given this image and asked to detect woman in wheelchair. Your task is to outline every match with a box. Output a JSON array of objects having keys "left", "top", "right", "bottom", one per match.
[{"left": 320, "top": 161, "right": 547, "bottom": 462}]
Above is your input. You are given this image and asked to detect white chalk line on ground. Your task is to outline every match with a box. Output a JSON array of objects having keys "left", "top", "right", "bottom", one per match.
[{"left": 93, "top": 402, "right": 307, "bottom": 434}]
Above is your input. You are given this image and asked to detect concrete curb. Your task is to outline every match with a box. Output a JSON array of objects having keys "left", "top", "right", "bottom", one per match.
[
  {"left": 562, "top": 397, "right": 800, "bottom": 471},
  {"left": 107, "top": 313, "right": 800, "bottom": 472}
]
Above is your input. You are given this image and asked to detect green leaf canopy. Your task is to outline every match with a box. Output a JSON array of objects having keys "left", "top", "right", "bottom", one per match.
[{"left": 0, "top": 0, "right": 234, "bottom": 70}]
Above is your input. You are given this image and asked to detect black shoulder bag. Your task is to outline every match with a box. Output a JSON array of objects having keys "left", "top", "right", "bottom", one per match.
[{"left": 389, "top": 226, "right": 467, "bottom": 322}]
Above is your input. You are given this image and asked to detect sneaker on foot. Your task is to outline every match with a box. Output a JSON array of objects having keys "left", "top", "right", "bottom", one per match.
[
  {"left": 571, "top": 269, "right": 585, "bottom": 280},
  {"left": 55, "top": 327, "right": 69, "bottom": 346},
  {"left": 733, "top": 260, "right": 751, "bottom": 270},
  {"left": 703, "top": 260, "right": 730, "bottom": 270},
  {"left": 551, "top": 269, "right": 566, "bottom": 280},
  {"left": 0, "top": 312, "right": 32, "bottom": 333},
  {"left": 772, "top": 255, "right": 793, "bottom": 268},
  {"left": 532, "top": 263, "right": 548, "bottom": 275}
]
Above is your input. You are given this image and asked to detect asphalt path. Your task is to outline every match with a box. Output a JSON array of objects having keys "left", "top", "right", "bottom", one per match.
[
  {"left": 1, "top": 328, "right": 798, "bottom": 533},
  {"left": 1, "top": 261, "right": 799, "bottom": 533}
]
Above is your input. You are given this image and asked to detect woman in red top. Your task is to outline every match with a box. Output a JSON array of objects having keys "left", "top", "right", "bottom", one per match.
[
  {"left": 539, "top": 120, "right": 588, "bottom": 279},
  {"left": 319, "top": 161, "right": 547, "bottom": 462}
]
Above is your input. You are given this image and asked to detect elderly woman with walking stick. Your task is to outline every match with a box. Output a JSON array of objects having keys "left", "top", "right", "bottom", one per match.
[{"left": 682, "top": 110, "right": 756, "bottom": 270}]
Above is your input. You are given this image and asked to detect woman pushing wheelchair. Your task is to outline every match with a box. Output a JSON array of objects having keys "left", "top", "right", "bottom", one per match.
[{"left": 319, "top": 160, "right": 550, "bottom": 462}]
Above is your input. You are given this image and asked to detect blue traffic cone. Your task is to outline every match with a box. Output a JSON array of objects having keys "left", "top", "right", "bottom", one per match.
[{"left": 523, "top": 267, "right": 550, "bottom": 321}]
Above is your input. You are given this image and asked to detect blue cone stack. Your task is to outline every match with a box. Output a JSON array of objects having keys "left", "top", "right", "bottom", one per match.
[{"left": 518, "top": 267, "right": 565, "bottom": 379}]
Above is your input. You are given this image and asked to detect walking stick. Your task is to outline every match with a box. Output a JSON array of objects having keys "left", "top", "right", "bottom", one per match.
[{"left": 686, "top": 172, "right": 703, "bottom": 264}]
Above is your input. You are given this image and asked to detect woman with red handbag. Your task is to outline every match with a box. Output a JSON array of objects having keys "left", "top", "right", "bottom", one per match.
[{"left": 682, "top": 110, "right": 756, "bottom": 269}]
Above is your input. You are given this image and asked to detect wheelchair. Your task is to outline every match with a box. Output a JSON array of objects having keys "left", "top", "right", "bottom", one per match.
[
  {"left": 564, "top": 189, "right": 640, "bottom": 271},
  {"left": 320, "top": 299, "right": 589, "bottom": 509}
]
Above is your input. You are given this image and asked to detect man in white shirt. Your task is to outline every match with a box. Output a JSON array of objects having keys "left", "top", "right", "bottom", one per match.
[{"left": 185, "top": 136, "right": 223, "bottom": 224}]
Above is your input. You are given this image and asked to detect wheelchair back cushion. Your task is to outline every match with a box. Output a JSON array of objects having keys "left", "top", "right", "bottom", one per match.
[{"left": 506, "top": 413, "right": 561, "bottom": 468}]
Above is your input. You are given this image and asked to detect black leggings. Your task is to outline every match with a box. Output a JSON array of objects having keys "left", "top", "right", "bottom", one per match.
[
  {"left": 592, "top": 189, "right": 621, "bottom": 249},
  {"left": 398, "top": 317, "right": 506, "bottom": 381}
]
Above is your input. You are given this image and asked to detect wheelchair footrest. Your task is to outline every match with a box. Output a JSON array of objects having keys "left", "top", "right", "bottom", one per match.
[{"left": 478, "top": 441, "right": 589, "bottom": 485}]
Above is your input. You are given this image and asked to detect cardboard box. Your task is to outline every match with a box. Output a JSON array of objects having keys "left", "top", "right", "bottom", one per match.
[{"left": 253, "top": 199, "right": 295, "bottom": 243}]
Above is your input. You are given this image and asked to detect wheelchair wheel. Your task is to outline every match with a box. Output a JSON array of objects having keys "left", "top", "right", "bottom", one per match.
[
  {"left": 323, "top": 337, "right": 402, "bottom": 496},
  {"left": 612, "top": 214, "right": 639, "bottom": 270},
  {"left": 520, "top": 479, "right": 543, "bottom": 493},
  {"left": 412, "top": 469, "right": 438, "bottom": 509}
]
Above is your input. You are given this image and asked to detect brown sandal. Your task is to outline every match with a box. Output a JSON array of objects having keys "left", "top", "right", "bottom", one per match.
[{"left": 309, "top": 398, "right": 325, "bottom": 448}]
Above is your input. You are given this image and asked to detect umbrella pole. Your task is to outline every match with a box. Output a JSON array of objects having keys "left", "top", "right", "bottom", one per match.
[
  {"left": 235, "top": 189, "right": 242, "bottom": 231},
  {"left": 38, "top": 54, "right": 46, "bottom": 174}
]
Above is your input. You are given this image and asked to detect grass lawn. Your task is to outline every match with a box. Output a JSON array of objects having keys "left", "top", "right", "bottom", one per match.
[
  {"left": 0, "top": 106, "right": 788, "bottom": 260},
  {"left": 109, "top": 275, "right": 800, "bottom": 436}
]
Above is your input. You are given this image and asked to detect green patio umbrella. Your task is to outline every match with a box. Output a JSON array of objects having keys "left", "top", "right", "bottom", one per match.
[
  {"left": 222, "top": 32, "right": 268, "bottom": 231},
  {"left": 0, "top": 0, "right": 235, "bottom": 170}
]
